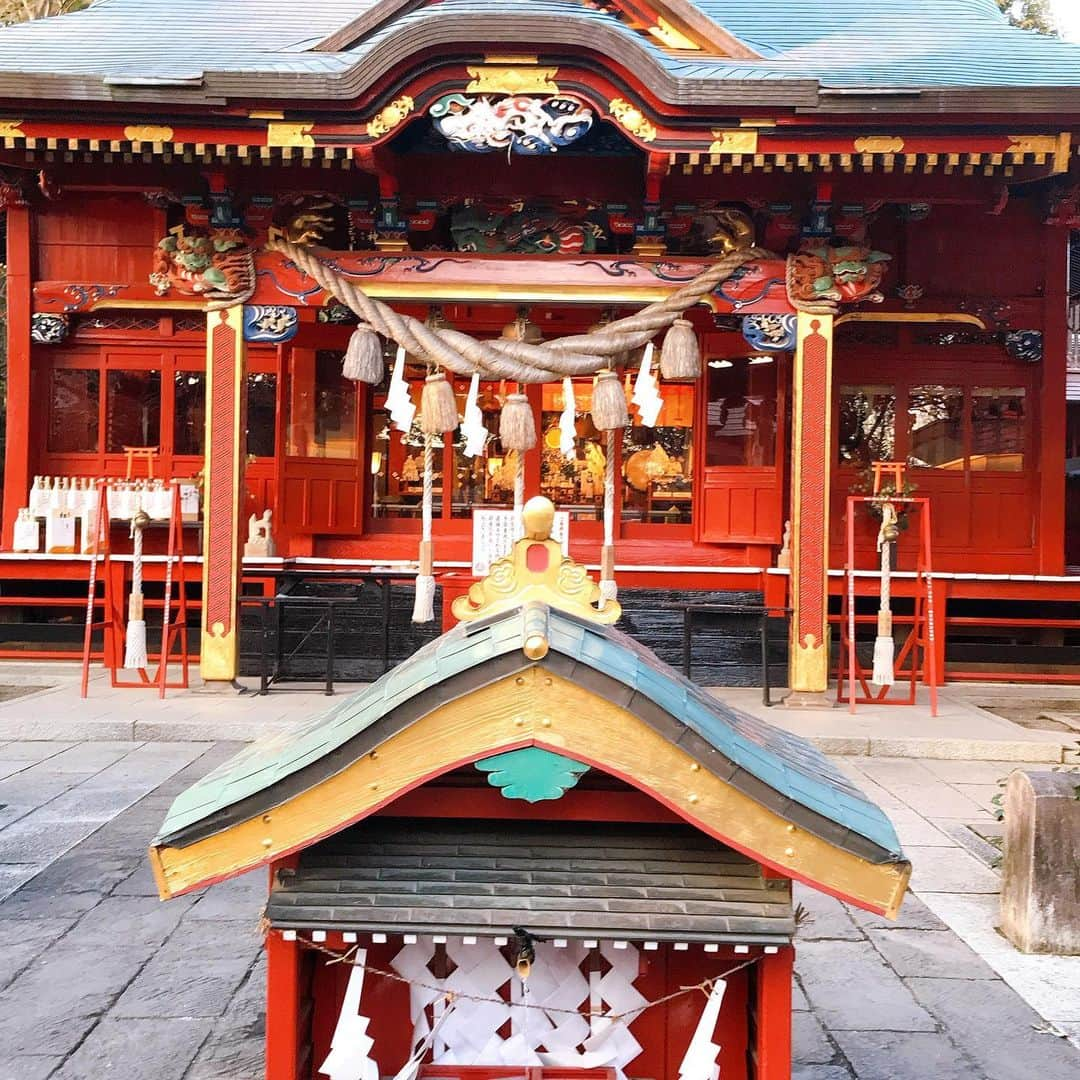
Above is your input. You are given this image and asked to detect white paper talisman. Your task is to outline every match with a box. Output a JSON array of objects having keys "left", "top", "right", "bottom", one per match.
[
  {"left": 178, "top": 481, "right": 200, "bottom": 521},
  {"left": 12, "top": 509, "right": 40, "bottom": 553},
  {"left": 471, "top": 508, "right": 569, "bottom": 577},
  {"left": 45, "top": 509, "right": 76, "bottom": 554}
]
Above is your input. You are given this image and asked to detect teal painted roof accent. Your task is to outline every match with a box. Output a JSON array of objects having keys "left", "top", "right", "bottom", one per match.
[
  {"left": 156, "top": 605, "right": 904, "bottom": 863},
  {"left": 0, "top": 0, "right": 1075, "bottom": 92},
  {"left": 475, "top": 747, "right": 591, "bottom": 803}
]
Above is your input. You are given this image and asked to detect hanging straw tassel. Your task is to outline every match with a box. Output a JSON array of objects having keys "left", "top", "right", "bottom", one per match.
[
  {"left": 599, "top": 428, "right": 620, "bottom": 608},
  {"left": 124, "top": 509, "right": 150, "bottom": 670},
  {"left": 500, "top": 390, "right": 536, "bottom": 451},
  {"left": 872, "top": 503, "right": 898, "bottom": 686},
  {"left": 411, "top": 436, "right": 436, "bottom": 623},
  {"left": 660, "top": 317, "right": 701, "bottom": 380},
  {"left": 591, "top": 369, "right": 629, "bottom": 431},
  {"left": 421, "top": 370, "right": 459, "bottom": 434},
  {"left": 342, "top": 323, "right": 385, "bottom": 384}
]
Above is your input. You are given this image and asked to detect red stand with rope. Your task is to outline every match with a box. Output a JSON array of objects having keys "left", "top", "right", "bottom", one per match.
[
  {"left": 837, "top": 483, "right": 938, "bottom": 716},
  {"left": 80, "top": 480, "right": 190, "bottom": 699}
]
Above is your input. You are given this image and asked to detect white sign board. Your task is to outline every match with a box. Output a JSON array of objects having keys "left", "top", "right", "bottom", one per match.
[{"left": 471, "top": 509, "right": 570, "bottom": 577}]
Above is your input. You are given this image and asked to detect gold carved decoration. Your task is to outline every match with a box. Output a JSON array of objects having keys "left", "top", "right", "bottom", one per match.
[
  {"left": 648, "top": 17, "right": 699, "bottom": 50},
  {"left": 366, "top": 95, "right": 415, "bottom": 139},
  {"left": 266, "top": 121, "right": 315, "bottom": 148},
  {"left": 608, "top": 98, "right": 657, "bottom": 143},
  {"left": 853, "top": 136, "right": 905, "bottom": 154},
  {"left": 452, "top": 496, "right": 621, "bottom": 625},
  {"left": 0, "top": 120, "right": 24, "bottom": 139},
  {"left": 709, "top": 129, "right": 758, "bottom": 155},
  {"left": 124, "top": 125, "right": 174, "bottom": 143},
  {"left": 466, "top": 66, "right": 560, "bottom": 94}
]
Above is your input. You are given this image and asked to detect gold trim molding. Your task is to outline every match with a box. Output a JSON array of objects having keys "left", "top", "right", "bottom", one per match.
[
  {"left": 709, "top": 129, "right": 758, "bottom": 155},
  {"left": 853, "top": 136, "right": 905, "bottom": 154},
  {"left": 123, "top": 125, "right": 174, "bottom": 143},
  {"left": 266, "top": 121, "right": 315, "bottom": 148},
  {"left": 466, "top": 65, "right": 560, "bottom": 94}
]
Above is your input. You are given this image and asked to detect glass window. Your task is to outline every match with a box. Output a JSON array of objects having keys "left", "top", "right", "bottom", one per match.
[
  {"left": 622, "top": 383, "right": 695, "bottom": 525},
  {"left": 48, "top": 369, "right": 100, "bottom": 453},
  {"left": 105, "top": 370, "right": 160, "bottom": 452},
  {"left": 838, "top": 384, "right": 895, "bottom": 466},
  {"left": 538, "top": 380, "right": 606, "bottom": 522},
  {"left": 173, "top": 371, "right": 205, "bottom": 456},
  {"left": 908, "top": 385, "right": 963, "bottom": 469},
  {"left": 247, "top": 372, "right": 277, "bottom": 458},
  {"left": 705, "top": 357, "right": 777, "bottom": 467},
  {"left": 971, "top": 387, "right": 1025, "bottom": 472},
  {"left": 287, "top": 351, "right": 356, "bottom": 459},
  {"left": 452, "top": 380, "right": 515, "bottom": 518},
  {"left": 369, "top": 388, "right": 443, "bottom": 519}
]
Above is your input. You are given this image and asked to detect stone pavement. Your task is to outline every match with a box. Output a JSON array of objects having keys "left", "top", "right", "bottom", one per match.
[
  {"left": 0, "top": 662, "right": 1075, "bottom": 765},
  {"left": 0, "top": 740, "right": 1078, "bottom": 1078}
]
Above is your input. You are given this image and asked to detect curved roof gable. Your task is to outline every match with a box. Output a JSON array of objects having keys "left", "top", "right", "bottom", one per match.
[
  {"left": 0, "top": 0, "right": 1076, "bottom": 103},
  {"left": 151, "top": 603, "right": 910, "bottom": 917}
]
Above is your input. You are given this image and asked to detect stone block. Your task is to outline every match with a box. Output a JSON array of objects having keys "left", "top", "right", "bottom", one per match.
[
  {"left": 831, "top": 1030, "right": 975, "bottom": 1080},
  {"left": 1000, "top": 770, "right": 1080, "bottom": 954}
]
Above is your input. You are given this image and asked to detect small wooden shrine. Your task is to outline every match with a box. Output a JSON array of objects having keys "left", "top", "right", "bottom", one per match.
[{"left": 151, "top": 497, "right": 909, "bottom": 1079}]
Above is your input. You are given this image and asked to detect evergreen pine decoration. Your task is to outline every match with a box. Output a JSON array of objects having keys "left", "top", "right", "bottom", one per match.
[{"left": 660, "top": 318, "right": 701, "bottom": 380}]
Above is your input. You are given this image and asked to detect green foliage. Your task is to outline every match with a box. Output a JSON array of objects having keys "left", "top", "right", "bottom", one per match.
[{"left": 996, "top": 0, "right": 1059, "bottom": 35}]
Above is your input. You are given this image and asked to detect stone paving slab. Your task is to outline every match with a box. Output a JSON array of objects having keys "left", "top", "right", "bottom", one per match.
[
  {"left": 52, "top": 1017, "right": 213, "bottom": 1080},
  {"left": 830, "top": 1030, "right": 976, "bottom": 1080},
  {"left": 865, "top": 926, "right": 997, "bottom": 980},
  {"left": 795, "top": 940, "right": 938, "bottom": 1032},
  {"left": 907, "top": 977, "right": 1080, "bottom": 1080}
]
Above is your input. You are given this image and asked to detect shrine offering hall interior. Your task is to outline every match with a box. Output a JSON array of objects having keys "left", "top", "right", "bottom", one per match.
[{"left": 0, "top": 0, "right": 1078, "bottom": 694}]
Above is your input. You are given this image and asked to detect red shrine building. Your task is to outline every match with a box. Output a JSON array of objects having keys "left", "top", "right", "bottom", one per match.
[{"left": 0, "top": 0, "right": 1077, "bottom": 696}]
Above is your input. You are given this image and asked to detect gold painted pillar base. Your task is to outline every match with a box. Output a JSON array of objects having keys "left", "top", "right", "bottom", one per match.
[
  {"left": 788, "top": 312, "right": 834, "bottom": 698},
  {"left": 200, "top": 306, "right": 247, "bottom": 682}
]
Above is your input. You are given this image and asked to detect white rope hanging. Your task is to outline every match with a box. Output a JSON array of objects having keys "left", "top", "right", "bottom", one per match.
[
  {"left": 411, "top": 436, "right": 437, "bottom": 624},
  {"left": 124, "top": 509, "right": 149, "bottom": 670},
  {"left": 599, "top": 429, "right": 619, "bottom": 608},
  {"left": 872, "top": 501, "right": 897, "bottom": 686}
]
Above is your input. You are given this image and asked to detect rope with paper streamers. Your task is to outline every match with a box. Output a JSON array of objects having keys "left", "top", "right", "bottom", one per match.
[
  {"left": 268, "top": 239, "right": 831, "bottom": 385},
  {"left": 298, "top": 937, "right": 758, "bottom": 1022}
]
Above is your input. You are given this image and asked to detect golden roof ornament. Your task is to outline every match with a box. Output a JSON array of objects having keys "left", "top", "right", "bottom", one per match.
[{"left": 452, "top": 496, "right": 621, "bottom": 625}]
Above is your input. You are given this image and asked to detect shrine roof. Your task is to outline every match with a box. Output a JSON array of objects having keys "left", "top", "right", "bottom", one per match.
[
  {"left": 0, "top": 0, "right": 1077, "bottom": 107},
  {"left": 265, "top": 818, "right": 796, "bottom": 943},
  {"left": 155, "top": 604, "right": 903, "bottom": 869}
]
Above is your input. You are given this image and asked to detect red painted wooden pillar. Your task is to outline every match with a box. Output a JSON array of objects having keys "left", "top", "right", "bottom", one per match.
[
  {"left": 2, "top": 204, "right": 32, "bottom": 548},
  {"left": 200, "top": 306, "right": 247, "bottom": 683},
  {"left": 788, "top": 313, "right": 834, "bottom": 700},
  {"left": 755, "top": 946, "right": 794, "bottom": 1079},
  {"left": 1038, "top": 224, "right": 1068, "bottom": 576},
  {"left": 266, "top": 930, "right": 302, "bottom": 1080}
]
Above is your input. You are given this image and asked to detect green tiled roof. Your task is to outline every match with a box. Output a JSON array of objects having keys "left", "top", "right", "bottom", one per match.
[
  {"left": 0, "top": 0, "right": 1075, "bottom": 95},
  {"left": 156, "top": 605, "right": 904, "bottom": 865}
]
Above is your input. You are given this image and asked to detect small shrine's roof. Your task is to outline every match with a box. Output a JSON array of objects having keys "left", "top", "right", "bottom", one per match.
[
  {"left": 265, "top": 818, "right": 796, "bottom": 944},
  {"left": 0, "top": 0, "right": 1077, "bottom": 105},
  {"left": 156, "top": 604, "right": 902, "bottom": 866}
]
